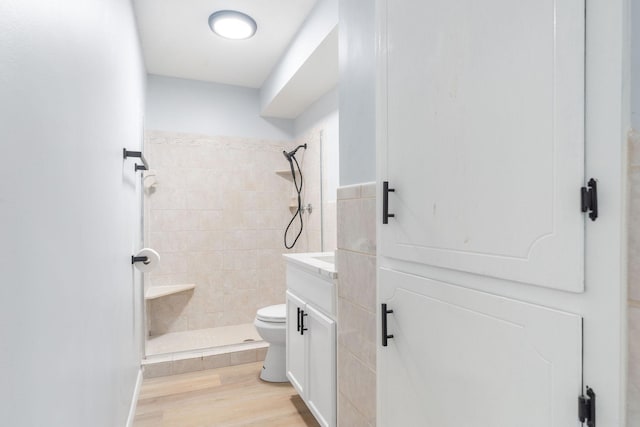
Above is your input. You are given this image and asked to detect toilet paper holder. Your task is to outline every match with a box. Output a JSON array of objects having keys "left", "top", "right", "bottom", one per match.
[{"left": 131, "top": 248, "right": 160, "bottom": 272}]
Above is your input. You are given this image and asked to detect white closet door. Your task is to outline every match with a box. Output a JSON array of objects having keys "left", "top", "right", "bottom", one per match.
[
  {"left": 380, "top": 0, "right": 585, "bottom": 292},
  {"left": 378, "top": 269, "right": 582, "bottom": 427}
]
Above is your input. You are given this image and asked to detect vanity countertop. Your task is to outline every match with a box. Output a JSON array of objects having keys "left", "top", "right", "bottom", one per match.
[{"left": 282, "top": 252, "right": 337, "bottom": 279}]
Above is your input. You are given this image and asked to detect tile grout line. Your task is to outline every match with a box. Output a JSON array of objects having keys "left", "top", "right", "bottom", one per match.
[
  {"left": 338, "top": 389, "right": 376, "bottom": 424},
  {"left": 338, "top": 342, "right": 376, "bottom": 373}
]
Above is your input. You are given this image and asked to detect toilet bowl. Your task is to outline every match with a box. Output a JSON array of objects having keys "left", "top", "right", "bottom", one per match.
[{"left": 254, "top": 304, "right": 287, "bottom": 382}]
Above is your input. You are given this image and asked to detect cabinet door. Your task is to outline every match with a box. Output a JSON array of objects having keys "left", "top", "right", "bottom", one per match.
[
  {"left": 305, "top": 304, "right": 337, "bottom": 427},
  {"left": 380, "top": 0, "right": 585, "bottom": 292},
  {"left": 378, "top": 269, "right": 582, "bottom": 427},
  {"left": 286, "top": 291, "right": 306, "bottom": 396}
]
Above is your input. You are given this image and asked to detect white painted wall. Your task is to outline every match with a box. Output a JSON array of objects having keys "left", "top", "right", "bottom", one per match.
[
  {"left": 338, "top": 0, "right": 376, "bottom": 186},
  {"left": 295, "top": 88, "right": 339, "bottom": 202},
  {"left": 634, "top": 0, "right": 640, "bottom": 129},
  {"left": 262, "top": 27, "right": 339, "bottom": 119},
  {"left": 629, "top": 2, "right": 640, "bottom": 425},
  {"left": 260, "top": 0, "right": 338, "bottom": 115},
  {"left": 0, "top": 1, "right": 145, "bottom": 426},
  {"left": 146, "top": 75, "right": 294, "bottom": 139}
]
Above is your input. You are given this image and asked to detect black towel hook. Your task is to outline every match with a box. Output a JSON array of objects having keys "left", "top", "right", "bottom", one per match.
[{"left": 123, "top": 148, "right": 149, "bottom": 172}]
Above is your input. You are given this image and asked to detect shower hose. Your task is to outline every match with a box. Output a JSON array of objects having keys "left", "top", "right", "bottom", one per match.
[{"left": 284, "top": 152, "right": 304, "bottom": 249}]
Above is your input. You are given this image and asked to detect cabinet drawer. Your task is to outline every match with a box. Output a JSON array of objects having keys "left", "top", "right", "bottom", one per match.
[{"left": 286, "top": 266, "right": 336, "bottom": 317}]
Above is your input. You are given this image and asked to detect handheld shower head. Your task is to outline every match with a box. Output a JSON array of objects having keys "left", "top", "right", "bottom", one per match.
[{"left": 283, "top": 144, "right": 307, "bottom": 161}]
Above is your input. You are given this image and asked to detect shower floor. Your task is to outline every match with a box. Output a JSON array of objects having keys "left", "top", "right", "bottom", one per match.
[{"left": 146, "top": 323, "right": 263, "bottom": 357}]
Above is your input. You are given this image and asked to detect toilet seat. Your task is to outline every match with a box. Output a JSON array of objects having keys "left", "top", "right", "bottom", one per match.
[{"left": 256, "top": 304, "right": 286, "bottom": 323}]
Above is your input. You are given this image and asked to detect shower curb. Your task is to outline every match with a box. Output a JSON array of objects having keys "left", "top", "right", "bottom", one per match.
[{"left": 142, "top": 341, "right": 269, "bottom": 378}]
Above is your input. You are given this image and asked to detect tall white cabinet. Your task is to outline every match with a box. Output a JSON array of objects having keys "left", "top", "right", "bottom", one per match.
[{"left": 376, "top": 0, "right": 627, "bottom": 425}]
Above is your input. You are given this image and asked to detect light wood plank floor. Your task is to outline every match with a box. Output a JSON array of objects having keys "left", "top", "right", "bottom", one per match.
[{"left": 133, "top": 362, "right": 320, "bottom": 427}]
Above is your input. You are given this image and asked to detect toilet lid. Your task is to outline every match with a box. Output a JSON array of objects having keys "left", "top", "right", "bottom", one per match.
[{"left": 256, "top": 304, "right": 286, "bottom": 323}]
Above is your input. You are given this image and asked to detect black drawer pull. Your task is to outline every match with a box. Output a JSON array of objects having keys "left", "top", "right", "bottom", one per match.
[
  {"left": 383, "top": 181, "right": 395, "bottom": 224},
  {"left": 381, "top": 303, "right": 394, "bottom": 346},
  {"left": 297, "top": 307, "right": 301, "bottom": 332}
]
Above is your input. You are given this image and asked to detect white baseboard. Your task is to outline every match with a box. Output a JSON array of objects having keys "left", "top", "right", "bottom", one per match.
[{"left": 126, "top": 367, "right": 144, "bottom": 427}]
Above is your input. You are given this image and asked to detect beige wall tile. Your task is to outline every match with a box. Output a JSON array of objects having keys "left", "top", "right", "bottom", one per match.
[
  {"left": 143, "top": 361, "right": 173, "bottom": 379},
  {"left": 337, "top": 250, "right": 376, "bottom": 311},
  {"left": 629, "top": 306, "right": 640, "bottom": 425},
  {"left": 336, "top": 183, "right": 377, "bottom": 426},
  {"left": 337, "top": 184, "right": 362, "bottom": 200},
  {"left": 223, "top": 250, "right": 259, "bottom": 270},
  {"left": 629, "top": 131, "right": 640, "bottom": 425},
  {"left": 229, "top": 349, "right": 258, "bottom": 365},
  {"left": 148, "top": 293, "right": 192, "bottom": 335},
  {"left": 630, "top": 129, "right": 640, "bottom": 168},
  {"left": 149, "top": 187, "right": 187, "bottom": 210},
  {"left": 257, "top": 249, "right": 287, "bottom": 270},
  {"left": 202, "top": 353, "right": 231, "bottom": 370},
  {"left": 185, "top": 230, "right": 226, "bottom": 252},
  {"left": 172, "top": 357, "right": 204, "bottom": 375},
  {"left": 198, "top": 210, "right": 224, "bottom": 230},
  {"left": 338, "top": 298, "right": 376, "bottom": 371},
  {"left": 338, "top": 392, "right": 372, "bottom": 427},
  {"left": 338, "top": 349, "right": 376, "bottom": 424},
  {"left": 324, "top": 201, "right": 338, "bottom": 251},
  {"left": 182, "top": 191, "right": 223, "bottom": 210},
  {"left": 256, "top": 346, "right": 268, "bottom": 361},
  {"left": 187, "top": 312, "right": 222, "bottom": 330},
  {"left": 629, "top": 168, "right": 640, "bottom": 302},
  {"left": 186, "top": 251, "right": 224, "bottom": 275},
  {"left": 337, "top": 198, "right": 376, "bottom": 255},
  {"left": 149, "top": 231, "right": 189, "bottom": 253},
  {"left": 154, "top": 252, "right": 190, "bottom": 275},
  {"left": 360, "top": 182, "right": 377, "bottom": 199}
]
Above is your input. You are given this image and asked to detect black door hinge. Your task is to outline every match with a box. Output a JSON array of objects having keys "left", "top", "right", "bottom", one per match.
[
  {"left": 578, "top": 386, "right": 596, "bottom": 427},
  {"left": 581, "top": 178, "right": 598, "bottom": 221}
]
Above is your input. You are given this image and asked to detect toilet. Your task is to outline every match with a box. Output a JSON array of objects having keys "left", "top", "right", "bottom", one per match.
[{"left": 254, "top": 304, "right": 287, "bottom": 382}]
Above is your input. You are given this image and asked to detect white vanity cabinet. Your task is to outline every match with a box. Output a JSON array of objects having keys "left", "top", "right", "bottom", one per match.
[{"left": 284, "top": 253, "right": 337, "bottom": 427}]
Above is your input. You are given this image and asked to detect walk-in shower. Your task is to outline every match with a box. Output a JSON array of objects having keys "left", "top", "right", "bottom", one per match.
[{"left": 138, "top": 129, "right": 328, "bottom": 376}]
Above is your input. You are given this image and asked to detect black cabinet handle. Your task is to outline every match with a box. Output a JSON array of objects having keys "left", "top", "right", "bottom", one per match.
[
  {"left": 300, "top": 310, "right": 308, "bottom": 335},
  {"left": 381, "top": 303, "right": 394, "bottom": 346},
  {"left": 297, "top": 307, "right": 301, "bottom": 332},
  {"left": 581, "top": 178, "right": 598, "bottom": 221},
  {"left": 383, "top": 181, "right": 395, "bottom": 224}
]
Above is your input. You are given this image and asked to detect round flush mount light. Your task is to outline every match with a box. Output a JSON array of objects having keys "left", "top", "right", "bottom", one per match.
[{"left": 208, "top": 10, "right": 257, "bottom": 40}]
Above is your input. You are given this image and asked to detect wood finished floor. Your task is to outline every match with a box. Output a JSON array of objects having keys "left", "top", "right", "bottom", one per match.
[{"left": 133, "top": 362, "right": 320, "bottom": 427}]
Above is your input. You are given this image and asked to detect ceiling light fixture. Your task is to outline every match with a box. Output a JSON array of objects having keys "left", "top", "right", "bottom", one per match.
[{"left": 208, "top": 10, "right": 257, "bottom": 40}]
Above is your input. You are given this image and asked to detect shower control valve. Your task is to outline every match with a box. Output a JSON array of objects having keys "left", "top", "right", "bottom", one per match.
[{"left": 299, "top": 203, "right": 313, "bottom": 214}]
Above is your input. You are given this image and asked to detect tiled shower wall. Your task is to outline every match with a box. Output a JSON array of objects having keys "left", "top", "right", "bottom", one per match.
[
  {"left": 144, "top": 130, "right": 322, "bottom": 336},
  {"left": 336, "top": 182, "right": 377, "bottom": 426},
  {"left": 628, "top": 130, "right": 640, "bottom": 425}
]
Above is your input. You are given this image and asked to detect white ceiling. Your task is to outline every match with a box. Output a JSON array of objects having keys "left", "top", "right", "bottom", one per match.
[{"left": 133, "top": 0, "right": 318, "bottom": 88}]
